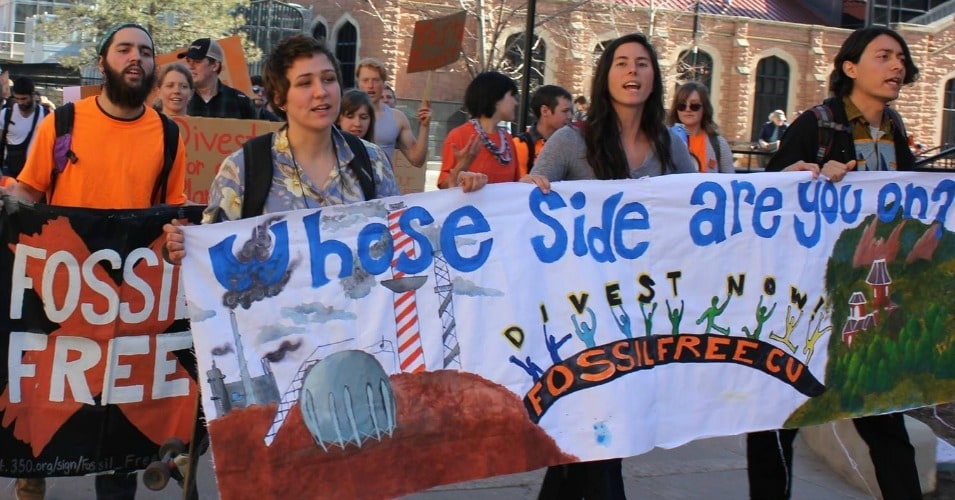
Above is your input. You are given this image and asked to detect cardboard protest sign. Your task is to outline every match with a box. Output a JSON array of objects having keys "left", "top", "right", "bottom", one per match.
[
  {"left": 406, "top": 11, "right": 467, "bottom": 74},
  {"left": 178, "top": 172, "right": 955, "bottom": 499},
  {"left": 391, "top": 152, "right": 427, "bottom": 194},
  {"left": 0, "top": 203, "right": 206, "bottom": 477},
  {"left": 172, "top": 116, "right": 283, "bottom": 204}
]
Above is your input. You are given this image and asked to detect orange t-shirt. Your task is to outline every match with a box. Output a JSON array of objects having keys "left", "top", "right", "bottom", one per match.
[
  {"left": 688, "top": 132, "right": 708, "bottom": 172},
  {"left": 17, "top": 96, "right": 187, "bottom": 209},
  {"left": 439, "top": 122, "right": 519, "bottom": 187}
]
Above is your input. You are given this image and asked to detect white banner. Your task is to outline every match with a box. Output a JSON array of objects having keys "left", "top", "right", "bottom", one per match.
[{"left": 179, "top": 172, "right": 955, "bottom": 499}]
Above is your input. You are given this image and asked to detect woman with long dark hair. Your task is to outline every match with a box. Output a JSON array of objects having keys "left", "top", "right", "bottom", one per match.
[
  {"left": 525, "top": 33, "right": 694, "bottom": 190},
  {"left": 523, "top": 33, "right": 695, "bottom": 500}
]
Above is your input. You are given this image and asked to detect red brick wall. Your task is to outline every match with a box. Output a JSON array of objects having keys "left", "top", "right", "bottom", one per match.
[{"left": 309, "top": 0, "right": 955, "bottom": 149}]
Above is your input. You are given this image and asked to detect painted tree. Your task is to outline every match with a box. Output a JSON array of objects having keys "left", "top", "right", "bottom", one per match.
[{"left": 35, "top": 0, "right": 259, "bottom": 69}]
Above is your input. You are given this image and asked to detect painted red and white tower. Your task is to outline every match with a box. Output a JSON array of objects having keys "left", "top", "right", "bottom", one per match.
[
  {"left": 866, "top": 258, "right": 892, "bottom": 310},
  {"left": 381, "top": 203, "right": 427, "bottom": 373}
]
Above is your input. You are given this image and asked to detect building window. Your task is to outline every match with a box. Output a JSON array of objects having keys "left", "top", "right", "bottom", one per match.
[
  {"left": 750, "top": 56, "right": 790, "bottom": 141},
  {"left": 240, "top": 0, "right": 309, "bottom": 76},
  {"left": 869, "top": 0, "right": 949, "bottom": 25},
  {"left": 676, "top": 48, "right": 713, "bottom": 92},
  {"left": 504, "top": 33, "right": 545, "bottom": 91},
  {"left": 335, "top": 21, "right": 358, "bottom": 89},
  {"left": 313, "top": 22, "right": 327, "bottom": 44},
  {"left": 593, "top": 40, "right": 613, "bottom": 67},
  {"left": 943, "top": 78, "right": 955, "bottom": 148}
]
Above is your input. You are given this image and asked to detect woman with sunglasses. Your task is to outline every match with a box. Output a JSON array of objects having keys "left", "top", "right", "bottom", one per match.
[
  {"left": 667, "top": 81, "right": 734, "bottom": 173},
  {"left": 522, "top": 32, "right": 695, "bottom": 500}
]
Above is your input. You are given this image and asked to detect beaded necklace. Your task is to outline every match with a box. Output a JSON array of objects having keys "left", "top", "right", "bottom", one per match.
[{"left": 470, "top": 119, "right": 512, "bottom": 165}]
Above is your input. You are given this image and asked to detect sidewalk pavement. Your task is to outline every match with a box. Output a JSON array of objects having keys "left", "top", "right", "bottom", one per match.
[{"left": 2, "top": 433, "right": 883, "bottom": 499}]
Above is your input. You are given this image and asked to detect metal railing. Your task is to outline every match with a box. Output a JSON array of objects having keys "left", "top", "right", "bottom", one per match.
[
  {"left": 731, "top": 143, "right": 772, "bottom": 173},
  {"left": 915, "top": 144, "right": 955, "bottom": 171}
]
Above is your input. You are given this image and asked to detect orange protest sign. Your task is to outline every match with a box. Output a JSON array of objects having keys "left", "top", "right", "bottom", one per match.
[
  {"left": 406, "top": 11, "right": 467, "bottom": 74},
  {"left": 171, "top": 116, "right": 283, "bottom": 204}
]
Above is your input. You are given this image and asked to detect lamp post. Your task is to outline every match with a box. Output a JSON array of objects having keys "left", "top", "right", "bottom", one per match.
[{"left": 517, "top": 0, "right": 537, "bottom": 132}]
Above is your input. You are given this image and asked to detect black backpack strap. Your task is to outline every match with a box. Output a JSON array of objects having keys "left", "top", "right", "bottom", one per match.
[
  {"left": 0, "top": 107, "right": 12, "bottom": 166},
  {"left": 518, "top": 132, "right": 536, "bottom": 172},
  {"left": 340, "top": 131, "right": 376, "bottom": 201},
  {"left": 21, "top": 106, "right": 41, "bottom": 148},
  {"left": 809, "top": 104, "right": 848, "bottom": 165},
  {"left": 885, "top": 106, "right": 915, "bottom": 171},
  {"left": 240, "top": 133, "right": 275, "bottom": 218},
  {"left": 50, "top": 102, "right": 76, "bottom": 196},
  {"left": 151, "top": 112, "right": 180, "bottom": 205},
  {"left": 707, "top": 132, "right": 721, "bottom": 169}
]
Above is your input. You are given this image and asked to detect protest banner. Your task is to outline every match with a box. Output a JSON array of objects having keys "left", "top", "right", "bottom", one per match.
[
  {"left": 172, "top": 116, "right": 283, "bottom": 204},
  {"left": 0, "top": 202, "right": 205, "bottom": 477},
  {"left": 178, "top": 172, "right": 955, "bottom": 499}
]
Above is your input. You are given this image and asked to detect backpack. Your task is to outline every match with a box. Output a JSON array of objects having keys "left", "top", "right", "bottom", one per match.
[
  {"left": 517, "top": 131, "right": 538, "bottom": 172},
  {"left": 240, "top": 131, "right": 376, "bottom": 219},
  {"left": 50, "top": 103, "right": 180, "bottom": 204},
  {"left": 0, "top": 104, "right": 45, "bottom": 176},
  {"left": 808, "top": 103, "right": 906, "bottom": 166}
]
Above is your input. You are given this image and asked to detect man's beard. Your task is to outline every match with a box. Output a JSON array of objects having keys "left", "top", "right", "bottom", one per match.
[
  {"left": 18, "top": 100, "right": 35, "bottom": 114},
  {"left": 102, "top": 59, "right": 155, "bottom": 109}
]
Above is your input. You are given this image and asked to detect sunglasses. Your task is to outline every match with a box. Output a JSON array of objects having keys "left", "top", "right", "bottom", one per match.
[
  {"left": 677, "top": 102, "right": 703, "bottom": 112},
  {"left": 252, "top": 86, "right": 263, "bottom": 94}
]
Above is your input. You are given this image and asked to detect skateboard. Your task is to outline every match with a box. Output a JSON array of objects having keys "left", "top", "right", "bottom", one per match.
[{"left": 143, "top": 388, "right": 203, "bottom": 500}]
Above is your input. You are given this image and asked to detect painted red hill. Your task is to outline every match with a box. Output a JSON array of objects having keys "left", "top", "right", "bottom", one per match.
[{"left": 207, "top": 370, "right": 574, "bottom": 499}]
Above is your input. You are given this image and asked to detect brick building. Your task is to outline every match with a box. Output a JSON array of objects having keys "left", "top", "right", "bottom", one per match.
[{"left": 307, "top": 0, "right": 955, "bottom": 157}]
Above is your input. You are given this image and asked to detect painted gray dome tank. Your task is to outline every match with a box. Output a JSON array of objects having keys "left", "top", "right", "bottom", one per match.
[{"left": 299, "top": 349, "right": 397, "bottom": 451}]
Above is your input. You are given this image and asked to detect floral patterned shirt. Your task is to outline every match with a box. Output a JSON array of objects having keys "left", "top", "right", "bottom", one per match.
[{"left": 202, "top": 126, "right": 400, "bottom": 223}]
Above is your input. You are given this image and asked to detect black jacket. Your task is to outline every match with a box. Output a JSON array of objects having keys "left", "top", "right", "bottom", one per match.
[
  {"left": 766, "top": 97, "right": 915, "bottom": 172},
  {"left": 187, "top": 80, "right": 257, "bottom": 120}
]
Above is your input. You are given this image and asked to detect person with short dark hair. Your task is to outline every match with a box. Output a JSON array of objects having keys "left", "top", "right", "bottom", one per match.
[
  {"left": 573, "top": 94, "right": 588, "bottom": 122},
  {"left": 163, "top": 34, "right": 486, "bottom": 254},
  {"left": 382, "top": 84, "right": 397, "bottom": 108},
  {"left": 513, "top": 84, "right": 573, "bottom": 177},
  {"left": 438, "top": 71, "right": 519, "bottom": 189},
  {"left": 749, "top": 26, "right": 922, "bottom": 500},
  {"left": 179, "top": 37, "right": 256, "bottom": 119},
  {"left": 1, "top": 76, "right": 48, "bottom": 177},
  {"left": 249, "top": 74, "right": 281, "bottom": 121}
]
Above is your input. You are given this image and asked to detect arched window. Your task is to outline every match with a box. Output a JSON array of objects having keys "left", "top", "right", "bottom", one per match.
[
  {"left": 943, "top": 79, "right": 955, "bottom": 148},
  {"left": 676, "top": 48, "right": 713, "bottom": 92},
  {"left": 593, "top": 40, "right": 612, "bottom": 68},
  {"left": 335, "top": 21, "right": 358, "bottom": 89},
  {"left": 504, "top": 33, "right": 545, "bottom": 91},
  {"left": 750, "top": 56, "right": 790, "bottom": 141},
  {"left": 313, "top": 22, "right": 327, "bottom": 44}
]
